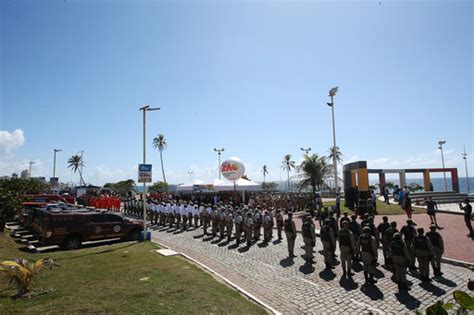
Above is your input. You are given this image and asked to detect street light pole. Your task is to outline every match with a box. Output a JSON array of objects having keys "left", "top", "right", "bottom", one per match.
[
  {"left": 438, "top": 140, "right": 448, "bottom": 191},
  {"left": 29, "top": 161, "right": 35, "bottom": 178},
  {"left": 327, "top": 86, "right": 339, "bottom": 194},
  {"left": 214, "top": 148, "right": 225, "bottom": 179},
  {"left": 462, "top": 146, "right": 470, "bottom": 194},
  {"left": 300, "top": 147, "right": 311, "bottom": 155},
  {"left": 53, "top": 149, "right": 62, "bottom": 178},
  {"left": 139, "top": 105, "right": 160, "bottom": 239},
  {"left": 188, "top": 171, "right": 193, "bottom": 182}
]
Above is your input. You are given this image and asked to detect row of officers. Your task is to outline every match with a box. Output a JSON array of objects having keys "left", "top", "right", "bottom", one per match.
[
  {"left": 292, "top": 212, "right": 444, "bottom": 292},
  {"left": 124, "top": 199, "right": 444, "bottom": 293}
]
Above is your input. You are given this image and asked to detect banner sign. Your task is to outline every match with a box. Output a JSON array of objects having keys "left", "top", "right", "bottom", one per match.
[
  {"left": 138, "top": 164, "right": 152, "bottom": 183},
  {"left": 50, "top": 177, "right": 59, "bottom": 185}
]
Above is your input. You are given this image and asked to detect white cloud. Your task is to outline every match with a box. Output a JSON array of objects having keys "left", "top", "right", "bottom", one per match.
[{"left": 0, "top": 129, "right": 25, "bottom": 157}]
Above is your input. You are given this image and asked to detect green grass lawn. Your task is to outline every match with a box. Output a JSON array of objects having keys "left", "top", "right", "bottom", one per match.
[
  {"left": 323, "top": 199, "right": 425, "bottom": 216},
  {"left": 0, "top": 232, "right": 266, "bottom": 314}
]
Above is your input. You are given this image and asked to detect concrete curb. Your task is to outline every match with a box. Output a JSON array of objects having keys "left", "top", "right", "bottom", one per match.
[{"left": 150, "top": 238, "right": 281, "bottom": 315}]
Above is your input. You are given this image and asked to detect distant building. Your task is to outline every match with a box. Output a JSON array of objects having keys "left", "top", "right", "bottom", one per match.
[
  {"left": 11, "top": 173, "right": 18, "bottom": 179},
  {"left": 20, "top": 170, "right": 29, "bottom": 179},
  {"left": 0, "top": 176, "right": 10, "bottom": 180}
]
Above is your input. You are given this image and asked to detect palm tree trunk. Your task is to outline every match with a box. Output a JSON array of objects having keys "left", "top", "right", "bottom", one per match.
[
  {"left": 160, "top": 151, "right": 167, "bottom": 183},
  {"left": 287, "top": 170, "right": 290, "bottom": 192}
]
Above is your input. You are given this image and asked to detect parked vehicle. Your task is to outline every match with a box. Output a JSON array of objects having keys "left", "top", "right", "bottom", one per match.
[{"left": 31, "top": 207, "right": 143, "bottom": 250}]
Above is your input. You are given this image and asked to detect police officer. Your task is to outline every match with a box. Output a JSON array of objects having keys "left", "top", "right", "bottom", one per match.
[
  {"left": 320, "top": 219, "right": 336, "bottom": 269},
  {"left": 302, "top": 216, "right": 316, "bottom": 265},
  {"left": 377, "top": 216, "right": 391, "bottom": 266},
  {"left": 338, "top": 221, "right": 356, "bottom": 277},
  {"left": 182, "top": 204, "right": 188, "bottom": 230},
  {"left": 284, "top": 212, "right": 297, "bottom": 258},
  {"left": 389, "top": 232, "right": 412, "bottom": 291},
  {"left": 176, "top": 203, "right": 182, "bottom": 229},
  {"left": 400, "top": 219, "right": 417, "bottom": 269},
  {"left": 426, "top": 224, "right": 444, "bottom": 276},
  {"left": 383, "top": 221, "right": 398, "bottom": 270},
  {"left": 254, "top": 207, "right": 263, "bottom": 241},
  {"left": 234, "top": 209, "right": 244, "bottom": 244},
  {"left": 219, "top": 207, "right": 226, "bottom": 239},
  {"left": 226, "top": 208, "right": 234, "bottom": 242},
  {"left": 245, "top": 212, "right": 254, "bottom": 246},
  {"left": 328, "top": 211, "right": 339, "bottom": 237},
  {"left": 202, "top": 204, "right": 210, "bottom": 235},
  {"left": 263, "top": 210, "right": 273, "bottom": 243},
  {"left": 275, "top": 209, "right": 284, "bottom": 240},
  {"left": 359, "top": 226, "right": 378, "bottom": 284},
  {"left": 411, "top": 227, "right": 435, "bottom": 282},
  {"left": 211, "top": 206, "right": 219, "bottom": 238},
  {"left": 348, "top": 215, "right": 361, "bottom": 262},
  {"left": 339, "top": 212, "right": 350, "bottom": 229}
]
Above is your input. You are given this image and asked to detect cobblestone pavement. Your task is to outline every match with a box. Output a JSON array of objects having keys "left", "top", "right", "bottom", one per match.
[
  {"left": 151, "top": 224, "right": 472, "bottom": 314},
  {"left": 292, "top": 213, "right": 474, "bottom": 263}
]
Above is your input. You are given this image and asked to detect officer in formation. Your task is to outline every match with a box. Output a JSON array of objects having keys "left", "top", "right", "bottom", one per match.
[
  {"left": 338, "top": 221, "right": 355, "bottom": 277},
  {"left": 359, "top": 226, "right": 378, "bottom": 284},
  {"left": 426, "top": 224, "right": 444, "bottom": 276},
  {"left": 320, "top": 219, "right": 336, "bottom": 270},
  {"left": 284, "top": 212, "right": 297, "bottom": 258},
  {"left": 400, "top": 219, "right": 417, "bottom": 270},
  {"left": 389, "top": 232, "right": 412, "bottom": 291},
  {"left": 275, "top": 209, "right": 284, "bottom": 240},
  {"left": 302, "top": 216, "right": 316, "bottom": 265},
  {"left": 412, "top": 227, "right": 435, "bottom": 282},
  {"left": 377, "top": 216, "right": 391, "bottom": 266}
]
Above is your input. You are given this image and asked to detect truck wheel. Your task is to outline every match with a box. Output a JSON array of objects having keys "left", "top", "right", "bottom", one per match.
[
  {"left": 128, "top": 229, "right": 141, "bottom": 241},
  {"left": 63, "top": 236, "right": 82, "bottom": 250}
]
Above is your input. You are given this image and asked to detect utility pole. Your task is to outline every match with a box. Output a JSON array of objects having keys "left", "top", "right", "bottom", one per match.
[
  {"left": 53, "top": 149, "right": 62, "bottom": 178},
  {"left": 327, "top": 86, "right": 339, "bottom": 194},
  {"left": 438, "top": 141, "right": 448, "bottom": 191},
  {"left": 139, "top": 105, "right": 160, "bottom": 239},
  {"left": 462, "top": 146, "right": 470, "bottom": 194},
  {"left": 214, "top": 148, "right": 225, "bottom": 179}
]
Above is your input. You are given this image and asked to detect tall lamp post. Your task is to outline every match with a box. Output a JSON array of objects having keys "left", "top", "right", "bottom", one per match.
[
  {"left": 29, "top": 161, "right": 35, "bottom": 178},
  {"left": 214, "top": 148, "right": 225, "bottom": 179},
  {"left": 139, "top": 105, "right": 160, "bottom": 239},
  {"left": 300, "top": 147, "right": 311, "bottom": 155},
  {"left": 438, "top": 140, "right": 448, "bottom": 191},
  {"left": 53, "top": 149, "right": 62, "bottom": 178},
  {"left": 188, "top": 171, "right": 194, "bottom": 182},
  {"left": 462, "top": 146, "right": 470, "bottom": 194},
  {"left": 327, "top": 86, "right": 339, "bottom": 194}
]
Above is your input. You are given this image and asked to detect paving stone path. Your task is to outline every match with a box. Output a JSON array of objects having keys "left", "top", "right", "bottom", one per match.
[{"left": 151, "top": 225, "right": 472, "bottom": 314}]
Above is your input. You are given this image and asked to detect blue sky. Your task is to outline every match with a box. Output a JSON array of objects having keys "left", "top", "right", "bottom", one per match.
[{"left": 1, "top": 0, "right": 472, "bottom": 185}]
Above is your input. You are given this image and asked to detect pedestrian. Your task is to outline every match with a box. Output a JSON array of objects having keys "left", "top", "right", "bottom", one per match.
[
  {"left": 411, "top": 227, "right": 435, "bottom": 282},
  {"left": 402, "top": 192, "right": 413, "bottom": 219},
  {"left": 320, "top": 219, "right": 336, "bottom": 269},
  {"left": 383, "top": 186, "right": 390, "bottom": 204},
  {"left": 389, "top": 232, "right": 412, "bottom": 292},
  {"left": 338, "top": 221, "right": 356, "bottom": 277},
  {"left": 425, "top": 197, "right": 440, "bottom": 227},
  {"left": 302, "top": 216, "right": 316, "bottom": 265},
  {"left": 284, "top": 212, "right": 297, "bottom": 258},
  {"left": 459, "top": 199, "right": 473, "bottom": 237},
  {"left": 275, "top": 209, "right": 284, "bottom": 240},
  {"left": 359, "top": 226, "right": 378, "bottom": 284},
  {"left": 426, "top": 224, "right": 444, "bottom": 276}
]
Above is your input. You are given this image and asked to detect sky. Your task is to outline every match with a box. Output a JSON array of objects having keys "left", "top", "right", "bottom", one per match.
[{"left": 0, "top": 0, "right": 473, "bottom": 186}]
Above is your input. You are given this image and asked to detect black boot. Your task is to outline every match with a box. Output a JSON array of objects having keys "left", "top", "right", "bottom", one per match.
[
  {"left": 369, "top": 274, "right": 377, "bottom": 284},
  {"left": 364, "top": 271, "right": 369, "bottom": 283}
]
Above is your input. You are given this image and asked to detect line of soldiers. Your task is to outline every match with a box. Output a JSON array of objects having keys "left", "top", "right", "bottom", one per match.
[{"left": 285, "top": 211, "right": 445, "bottom": 292}]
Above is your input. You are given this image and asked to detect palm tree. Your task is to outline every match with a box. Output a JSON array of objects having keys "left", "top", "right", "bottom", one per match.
[
  {"left": 67, "top": 154, "right": 85, "bottom": 185},
  {"left": 152, "top": 134, "right": 167, "bottom": 183},
  {"left": 327, "top": 146, "right": 343, "bottom": 163},
  {"left": 298, "top": 153, "right": 332, "bottom": 197},
  {"left": 262, "top": 165, "right": 269, "bottom": 183},
  {"left": 281, "top": 154, "right": 296, "bottom": 192}
]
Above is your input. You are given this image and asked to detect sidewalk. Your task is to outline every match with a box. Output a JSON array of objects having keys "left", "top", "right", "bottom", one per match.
[{"left": 151, "top": 224, "right": 472, "bottom": 314}]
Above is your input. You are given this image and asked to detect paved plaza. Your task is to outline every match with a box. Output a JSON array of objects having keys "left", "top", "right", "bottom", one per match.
[{"left": 151, "top": 224, "right": 472, "bottom": 314}]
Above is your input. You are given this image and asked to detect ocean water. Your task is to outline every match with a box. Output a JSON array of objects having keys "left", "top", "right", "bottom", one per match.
[{"left": 369, "top": 177, "right": 474, "bottom": 194}]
